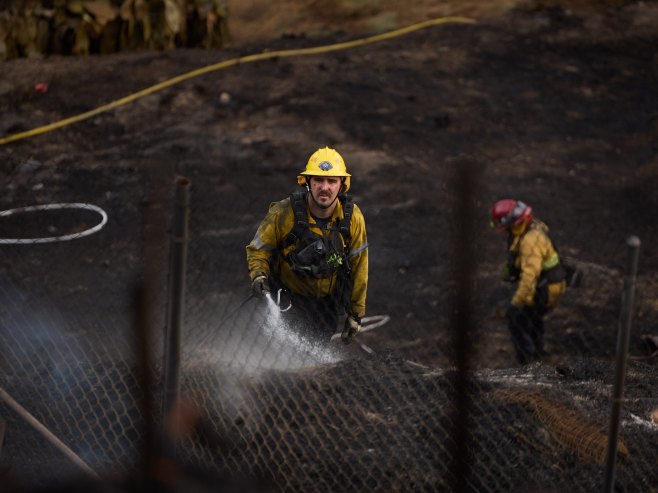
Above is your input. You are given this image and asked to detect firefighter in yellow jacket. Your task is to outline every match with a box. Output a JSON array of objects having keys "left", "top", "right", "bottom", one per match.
[
  {"left": 491, "top": 199, "right": 567, "bottom": 364},
  {"left": 246, "top": 147, "right": 368, "bottom": 344}
]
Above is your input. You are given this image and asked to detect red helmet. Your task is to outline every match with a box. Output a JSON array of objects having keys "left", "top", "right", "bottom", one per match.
[{"left": 490, "top": 199, "right": 533, "bottom": 231}]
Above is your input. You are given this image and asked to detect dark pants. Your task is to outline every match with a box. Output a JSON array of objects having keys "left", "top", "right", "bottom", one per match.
[
  {"left": 506, "top": 283, "right": 549, "bottom": 364},
  {"left": 506, "top": 305, "right": 546, "bottom": 364}
]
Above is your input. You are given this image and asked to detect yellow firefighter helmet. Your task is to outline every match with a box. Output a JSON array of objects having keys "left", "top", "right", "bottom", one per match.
[{"left": 297, "top": 147, "right": 351, "bottom": 193}]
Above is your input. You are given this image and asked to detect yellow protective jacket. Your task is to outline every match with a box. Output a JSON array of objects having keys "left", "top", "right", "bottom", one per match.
[
  {"left": 246, "top": 195, "right": 368, "bottom": 317},
  {"left": 509, "top": 220, "right": 566, "bottom": 308}
]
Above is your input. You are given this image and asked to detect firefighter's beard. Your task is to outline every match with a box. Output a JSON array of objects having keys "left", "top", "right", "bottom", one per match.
[{"left": 310, "top": 189, "right": 338, "bottom": 210}]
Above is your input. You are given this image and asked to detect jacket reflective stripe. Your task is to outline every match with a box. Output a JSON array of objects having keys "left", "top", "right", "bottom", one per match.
[
  {"left": 251, "top": 234, "right": 276, "bottom": 251},
  {"left": 542, "top": 252, "right": 559, "bottom": 270},
  {"left": 349, "top": 242, "right": 369, "bottom": 258}
]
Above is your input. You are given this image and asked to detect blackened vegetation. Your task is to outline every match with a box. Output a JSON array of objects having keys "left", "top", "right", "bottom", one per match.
[
  {"left": 0, "top": 1, "right": 657, "bottom": 491},
  {"left": 182, "top": 354, "right": 657, "bottom": 492}
]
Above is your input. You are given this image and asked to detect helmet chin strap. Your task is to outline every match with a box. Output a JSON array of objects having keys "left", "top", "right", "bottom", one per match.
[{"left": 306, "top": 179, "right": 340, "bottom": 211}]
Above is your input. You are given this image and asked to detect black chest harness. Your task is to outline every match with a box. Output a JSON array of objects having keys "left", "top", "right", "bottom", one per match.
[
  {"left": 273, "top": 190, "right": 357, "bottom": 317},
  {"left": 281, "top": 191, "right": 354, "bottom": 279}
]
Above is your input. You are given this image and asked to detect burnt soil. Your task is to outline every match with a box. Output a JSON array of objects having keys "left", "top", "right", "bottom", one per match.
[
  {"left": 2, "top": 1, "right": 658, "bottom": 366},
  {"left": 1, "top": 1, "right": 658, "bottom": 491}
]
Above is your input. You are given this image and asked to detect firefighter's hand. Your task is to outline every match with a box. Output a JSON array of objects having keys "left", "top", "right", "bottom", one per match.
[
  {"left": 251, "top": 275, "right": 270, "bottom": 298},
  {"left": 341, "top": 315, "right": 361, "bottom": 345}
]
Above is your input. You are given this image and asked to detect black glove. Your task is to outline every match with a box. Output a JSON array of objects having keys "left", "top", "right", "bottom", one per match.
[
  {"left": 341, "top": 315, "right": 362, "bottom": 345},
  {"left": 502, "top": 263, "right": 520, "bottom": 283},
  {"left": 251, "top": 275, "right": 270, "bottom": 298}
]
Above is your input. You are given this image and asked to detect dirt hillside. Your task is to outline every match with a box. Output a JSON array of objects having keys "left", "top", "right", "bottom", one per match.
[{"left": 0, "top": 0, "right": 657, "bottom": 490}]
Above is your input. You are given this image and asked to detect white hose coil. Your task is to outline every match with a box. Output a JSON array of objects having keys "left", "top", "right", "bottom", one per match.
[
  {"left": 0, "top": 203, "right": 108, "bottom": 244},
  {"left": 360, "top": 315, "right": 391, "bottom": 333},
  {"left": 331, "top": 314, "right": 390, "bottom": 341}
]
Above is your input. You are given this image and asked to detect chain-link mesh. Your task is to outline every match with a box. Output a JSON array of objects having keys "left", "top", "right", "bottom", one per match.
[
  {"left": 1, "top": 3, "right": 658, "bottom": 490},
  {"left": 0, "top": 163, "right": 656, "bottom": 492}
]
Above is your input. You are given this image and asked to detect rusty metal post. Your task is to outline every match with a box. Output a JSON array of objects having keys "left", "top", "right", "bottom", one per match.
[
  {"left": 603, "top": 236, "right": 640, "bottom": 493},
  {"left": 0, "top": 388, "right": 99, "bottom": 478},
  {"left": 163, "top": 177, "right": 191, "bottom": 428},
  {"left": 447, "top": 157, "right": 479, "bottom": 493}
]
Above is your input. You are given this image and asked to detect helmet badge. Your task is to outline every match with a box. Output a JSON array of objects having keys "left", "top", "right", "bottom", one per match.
[{"left": 318, "top": 161, "right": 333, "bottom": 171}]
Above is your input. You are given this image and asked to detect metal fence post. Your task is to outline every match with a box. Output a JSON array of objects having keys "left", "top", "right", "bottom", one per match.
[
  {"left": 0, "top": 387, "right": 99, "bottom": 478},
  {"left": 603, "top": 236, "right": 640, "bottom": 493},
  {"left": 163, "top": 177, "right": 191, "bottom": 429},
  {"left": 447, "top": 158, "right": 479, "bottom": 493}
]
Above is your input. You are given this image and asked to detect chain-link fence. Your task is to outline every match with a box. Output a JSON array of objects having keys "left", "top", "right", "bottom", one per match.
[
  {"left": 1, "top": 2, "right": 658, "bottom": 490},
  {"left": 1, "top": 161, "right": 657, "bottom": 492}
]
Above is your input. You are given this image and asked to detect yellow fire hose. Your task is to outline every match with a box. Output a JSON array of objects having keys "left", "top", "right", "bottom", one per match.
[{"left": 0, "top": 16, "right": 475, "bottom": 147}]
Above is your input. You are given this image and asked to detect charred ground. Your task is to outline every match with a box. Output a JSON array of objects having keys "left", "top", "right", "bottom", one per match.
[
  {"left": 0, "top": 0, "right": 658, "bottom": 490},
  {"left": 2, "top": 1, "right": 657, "bottom": 366}
]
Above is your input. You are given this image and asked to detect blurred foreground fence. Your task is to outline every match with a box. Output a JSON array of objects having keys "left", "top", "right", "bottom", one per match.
[{"left": 0, "top": 170, "right": 657, "bottom": 493}]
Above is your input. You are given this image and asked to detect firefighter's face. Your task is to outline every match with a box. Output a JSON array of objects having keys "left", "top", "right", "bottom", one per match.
[{"left": 308, "top": 176, "right": 342, "bottom": 208}]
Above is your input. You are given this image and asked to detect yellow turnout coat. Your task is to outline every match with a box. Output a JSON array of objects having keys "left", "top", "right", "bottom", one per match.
[
  {"left": 509, "top": 220, "right": 566, "bottom": 309},
  {"left": 246, "top": 196, "right": 368, "bottom": 317}
]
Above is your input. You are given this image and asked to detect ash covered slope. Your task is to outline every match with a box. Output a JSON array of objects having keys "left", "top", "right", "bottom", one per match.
[{"left": 186, "top": 353, "right": 658, "bottom": 492}]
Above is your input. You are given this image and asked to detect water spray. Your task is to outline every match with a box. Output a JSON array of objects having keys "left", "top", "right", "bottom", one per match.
[
  {"left": 260, "top": 292, "right": 340, "bottom": 365},
  {"left": 265, "top": 288, "right": 292, "bottom": 312},
  {"left": 205, "top": 287, "right": 291, "bottom": 337},
  {"left": 203, "top": 288, "right": 387, "bottom": 366}
]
